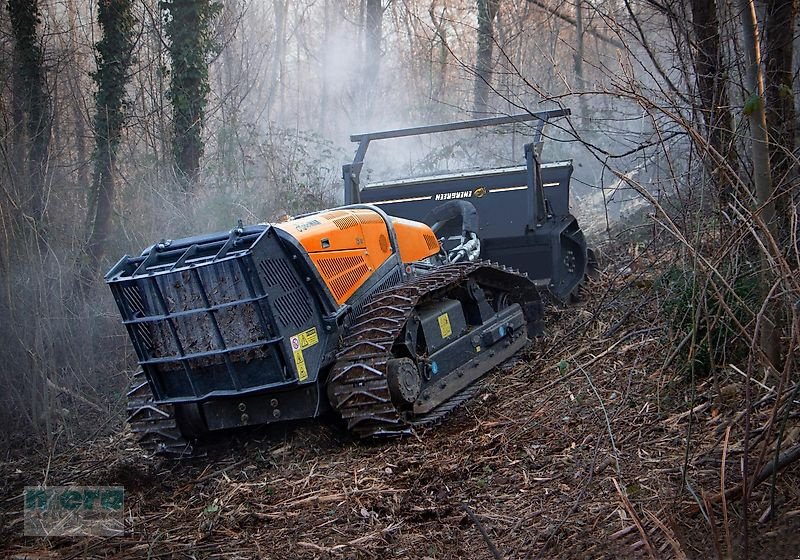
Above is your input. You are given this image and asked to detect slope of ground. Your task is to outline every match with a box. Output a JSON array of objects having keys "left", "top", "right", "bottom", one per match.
[{"left": 2, "top": 252, "right": 799, "bottom": 559}]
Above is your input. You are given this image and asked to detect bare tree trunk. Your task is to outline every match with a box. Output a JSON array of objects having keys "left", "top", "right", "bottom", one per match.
[
  {"left": 691, "top": 0, "right": 737, "bottom": 210},
  {"left": 738, "top": 0, "right": 775, "bottom": 231},
  {"left": 738, "top": 0, "right": 779, "bottom": 369},
  {"left": 761, "top": 0, "right": 797, "bottom": 247},
  {"left": 67, "top": 0, "right": 88, "bottom": 193},
  {"left": 362, "top": 0, "right": 382, "bottom": 120},
  {"left": 574, "top": 0, "right": 587, "bottom": 119},
  {"left": 265, "top": 0, "right": 287, "bottom": 120},
  {"left": 9, "top": 39, "right": 26, "bottom": 200},
  {"left": 319, "top": 0, "right": 330, "bottom": 134},
  {"left": 429, "top": 3, "right": 449, "bottom": 103},
  {"left": 218, "top": 0, "right": 240, "bottom": 191},
  {"left": 474, "top": 0, "right": 499, "bottom": 115}
]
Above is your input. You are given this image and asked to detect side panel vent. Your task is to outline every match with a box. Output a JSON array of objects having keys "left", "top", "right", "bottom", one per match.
[
  {"left": 258, "top": 257, "right": 312, "bottom": 328},
  {"left": 355, "top": 212, "right": 384, "bottom": 224},
  {"left": 311, "top": 250, "right": 374, "bottom": 303},
  {"left": 332, "top": 216, "right": 359, "bottom": 230},
  {"left": 274, "top": 290, "right": 313, "bottom": 328},
  {"left": 424, "top": 234, "right": 439, "bottom": 251},
  {"left": 260, "top": 258, "right": 300, "bottom": 292},
  {"left": 316, "top": 254, "right": 367, "bottom": 279},
  {"left": 329, "top": 264, "right": 370, "bottom": 301}
]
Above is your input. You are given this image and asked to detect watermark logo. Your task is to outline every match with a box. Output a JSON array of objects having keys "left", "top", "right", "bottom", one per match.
[{"left": 24, "top": 486, "right": 124, "bottom": 537}]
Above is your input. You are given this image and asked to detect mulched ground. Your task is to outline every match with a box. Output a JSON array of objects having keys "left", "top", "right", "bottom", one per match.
[{"left": 2, "top": 248, "right": 799, "bottom": 559}]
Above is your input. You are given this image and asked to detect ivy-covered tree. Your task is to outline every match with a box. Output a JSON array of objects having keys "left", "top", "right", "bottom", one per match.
[
  {"left": 162, "top": 0, "right": 221, "bottom": 190},
  {"left": 85, "top": 0, "right": 135, "bottom": 272},
  {"left": 7, "top": 0, "right": 51, "bottom": 232}
]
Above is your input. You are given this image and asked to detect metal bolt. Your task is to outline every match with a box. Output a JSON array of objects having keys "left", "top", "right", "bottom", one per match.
[
  {"left": 238, "top": 402, "right": 247, "bottom": 412},
  {"left": 270, "top": 398, "right": 279, "bottom": 407},
  {"left": 241, "top": 413, "right": 249, "bottom": 423},
  {"left": 273, "top": 409, "right": 281, "bottom": 418}
]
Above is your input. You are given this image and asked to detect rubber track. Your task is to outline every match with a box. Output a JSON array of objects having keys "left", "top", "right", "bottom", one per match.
[{"left": 328, "top": 261, "right": 533, "bottom": 438}]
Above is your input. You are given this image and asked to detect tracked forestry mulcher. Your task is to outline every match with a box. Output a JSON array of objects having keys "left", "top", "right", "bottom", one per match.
[{"left": 107, "top": 110, "right": 593, "bottom": 456}]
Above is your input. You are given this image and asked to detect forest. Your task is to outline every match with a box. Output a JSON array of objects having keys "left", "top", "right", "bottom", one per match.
[{"left": 1, "top": 0, "right": 799, "bottom": 557}]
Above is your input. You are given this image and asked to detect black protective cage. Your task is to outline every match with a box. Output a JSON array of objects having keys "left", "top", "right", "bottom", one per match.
[{"left": 106, "top": 225, "right": 330, "bottom": 404}]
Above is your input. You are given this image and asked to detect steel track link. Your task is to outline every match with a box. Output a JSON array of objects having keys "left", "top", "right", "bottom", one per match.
[
  {"left": 328, "top": 261, "right": 534, "bottom": 438},
  {"left": 126, "top": 370, "right": 196, "bottom": 457}
]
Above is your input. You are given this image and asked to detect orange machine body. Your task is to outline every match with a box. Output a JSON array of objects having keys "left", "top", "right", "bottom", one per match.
[{"left": 274, "top": 207, "right": 439, "bottom": 305}]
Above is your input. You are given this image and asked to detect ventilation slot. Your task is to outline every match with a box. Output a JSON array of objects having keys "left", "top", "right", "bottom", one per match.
[
  {"left": 355, "top": 212, "right": 384, "bottom": 224},
  {"left": 274, "top": 291, "right": 313, "bottom": 328},
  {"left": 123, "top": 284, "right": 153, "bottom": 352},
  {"left": 123, "top": 285, "right": 145, "bottom": 316},
  {"left": 260, "top": 258, "right": 300, "bottom": 292},
  {"left": 332, "top": 216, "right": 359, "bottom": 230},
  {"left": 329, "top": 264, "right": 370, "bottom": 301},
  {"left": 316, "top": 255, "right": 367, "bottom": 279},
  {"left": 374, "top": 267, "right": 403, "bottom": 293},
  {"left": 424, "top": 234, "right": 439, "bottom": 251}
]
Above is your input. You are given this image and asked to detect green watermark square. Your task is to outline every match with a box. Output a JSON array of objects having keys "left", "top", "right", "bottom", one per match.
[{"left": 24, "top": 486, "right": 125, "bottom": 537}]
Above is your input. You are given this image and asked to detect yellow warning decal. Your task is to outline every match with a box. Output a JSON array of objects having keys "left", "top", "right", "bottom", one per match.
[
  {"left": 289, "top": 335, "right": 309, "bottom": 381},
  {"left": 298, "top": 327, "right": 319, "bottom": 349},
  {"left": 437, "top": 313, "right": 452, "bottom": 338}
]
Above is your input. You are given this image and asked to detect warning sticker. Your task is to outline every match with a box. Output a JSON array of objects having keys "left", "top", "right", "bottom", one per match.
[
  {"left": 289, "top": 335, "right": 308, "bottom": 381},
  {"left": 437, "top": 313, "right": 452, "bottom": 338},
  {"left": 298, "top": 327, "right": 319, "bottom": 349}
]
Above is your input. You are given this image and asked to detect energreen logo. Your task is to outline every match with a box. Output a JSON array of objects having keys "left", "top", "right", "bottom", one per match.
[{"left": 24, "top": 486, "right": 124, "bottom": 536}]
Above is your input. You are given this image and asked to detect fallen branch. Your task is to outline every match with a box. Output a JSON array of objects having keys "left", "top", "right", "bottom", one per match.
[
  {"left": 613, "top": 478, "right": 657, "bottom": 560},
  {"left": 46, "top": 378, "right": 105, "bottom": 414},
  {"left": 689, "top": 442, "right": 800, "bottom": 513},
  {"left": 460, "top": 502, "right": 503, "bottom": 560}
]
